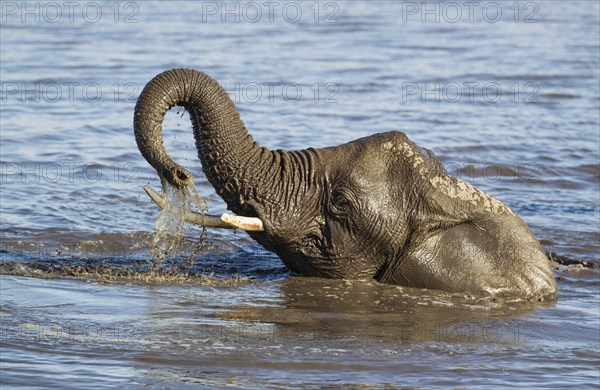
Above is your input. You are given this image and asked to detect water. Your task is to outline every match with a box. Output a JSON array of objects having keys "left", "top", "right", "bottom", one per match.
[{"left": 1, "top": 1, "right": 599, "bottom": 387}]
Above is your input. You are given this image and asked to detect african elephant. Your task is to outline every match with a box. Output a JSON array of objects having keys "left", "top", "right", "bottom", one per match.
[{"left": 134, "top": 68, "right": 556, "bottom": 299}]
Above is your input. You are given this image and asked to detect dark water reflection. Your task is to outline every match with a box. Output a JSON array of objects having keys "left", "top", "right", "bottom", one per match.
[{"left": 1, "top": 0, "right": 599, "bottom": 387}]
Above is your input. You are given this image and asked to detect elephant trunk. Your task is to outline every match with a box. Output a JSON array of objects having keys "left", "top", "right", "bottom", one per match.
[{"left": 134, "top": 68, "right": 270, "bottom": 214}]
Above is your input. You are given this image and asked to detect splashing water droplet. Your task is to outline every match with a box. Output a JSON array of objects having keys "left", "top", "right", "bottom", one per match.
[{"left": 149, "top": 177, "right": 208, "bottom": 272}]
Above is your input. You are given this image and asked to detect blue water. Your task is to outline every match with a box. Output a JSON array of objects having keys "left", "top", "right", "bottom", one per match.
[{"left": 1, "top": 1, "right": 599, "bottom": 388}]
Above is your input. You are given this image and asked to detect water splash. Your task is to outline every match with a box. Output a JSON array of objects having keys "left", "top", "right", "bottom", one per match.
[
  {"left": 0, "top": 179, "right": 254, "bottom": 285},
  {"left": 0, "top": 260, "right": 252, "bottom": 286},
  {"left": 149, "top": 177, "right": 208, "bottom": 272}
]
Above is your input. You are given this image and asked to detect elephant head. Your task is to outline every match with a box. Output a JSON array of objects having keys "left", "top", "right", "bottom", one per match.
[{"left": 134, "top": 68, "right": 556, "bottom": 299}]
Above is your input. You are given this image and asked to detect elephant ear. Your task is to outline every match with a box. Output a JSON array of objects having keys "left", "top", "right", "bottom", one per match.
[{"left": 418, "top": 146, "right": 448, "bottom": 175}]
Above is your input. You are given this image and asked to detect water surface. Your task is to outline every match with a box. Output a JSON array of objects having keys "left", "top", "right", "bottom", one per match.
[{"left": 1, "top": 1, "right": 599, "bottom": 388}]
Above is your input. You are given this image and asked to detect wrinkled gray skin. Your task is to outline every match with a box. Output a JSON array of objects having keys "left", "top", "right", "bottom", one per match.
[{"left": 134, "top": 69, "right": 556, "bottom": 299}]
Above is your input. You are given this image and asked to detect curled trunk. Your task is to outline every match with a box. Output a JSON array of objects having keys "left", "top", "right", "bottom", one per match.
[{"left": 133, "top": 68, "right": 272, "bottom": 215}]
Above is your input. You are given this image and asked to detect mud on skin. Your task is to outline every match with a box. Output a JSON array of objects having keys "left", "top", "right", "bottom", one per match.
[{"left": 134, "top": 68, "right": 557, "bottom": 299}]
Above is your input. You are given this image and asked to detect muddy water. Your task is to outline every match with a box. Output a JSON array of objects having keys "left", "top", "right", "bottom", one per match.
[{"left": 1, "top": 1, "right": 599, "bottom": 388}]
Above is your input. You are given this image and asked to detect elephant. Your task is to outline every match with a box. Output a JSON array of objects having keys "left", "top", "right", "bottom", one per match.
[{"left": 134, "top": 68, "right": 556, "bottom": 299}]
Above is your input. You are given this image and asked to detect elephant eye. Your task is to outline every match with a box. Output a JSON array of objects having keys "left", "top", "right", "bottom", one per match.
[{"left": 331, "top": 188, "right": 353, "bottom": 214}]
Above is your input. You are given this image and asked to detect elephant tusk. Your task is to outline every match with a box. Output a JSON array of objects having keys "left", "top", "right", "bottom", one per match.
[
  {"left": 220, "top": 213, "right": 264, "bottom": 232},
  {"left": 143, "top": 186, "right": 264, "bottom": 231},
  {"left": 143, "top": 185, "right": 169, "bottom": 209},
  {"left": 143, "top": 185, "right": 232, "bottom": 228}
]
